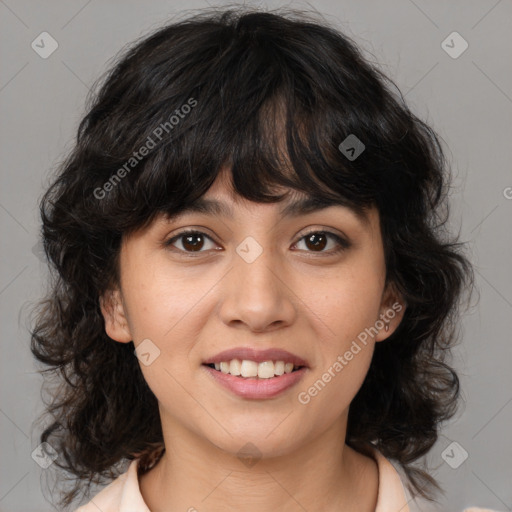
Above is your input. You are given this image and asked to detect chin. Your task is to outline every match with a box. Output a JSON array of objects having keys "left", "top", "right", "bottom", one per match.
[{"left": 206, "top": 426, "right": 303, "bottom": 461}]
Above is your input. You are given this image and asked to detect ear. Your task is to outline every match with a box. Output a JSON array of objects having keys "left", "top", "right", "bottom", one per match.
[
  {"left": 374, "top": 281, "right": 406, "bottom": 342},
  {"left": 99, "top": 288, "right": 132, "bottom": 343}
]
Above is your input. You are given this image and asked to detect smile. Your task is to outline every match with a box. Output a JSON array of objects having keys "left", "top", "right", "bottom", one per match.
[{"left": 205, "top": 359, "right": 304, "bottom": 379}]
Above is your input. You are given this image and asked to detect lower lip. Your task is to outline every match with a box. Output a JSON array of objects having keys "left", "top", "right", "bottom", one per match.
[{"left": 202, "top": 365, "right": 308, "bottom": 399}]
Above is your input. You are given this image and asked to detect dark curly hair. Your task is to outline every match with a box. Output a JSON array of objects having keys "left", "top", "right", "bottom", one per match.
[{"left": 29, "top": 6, "right": 474, "bottom": 510}]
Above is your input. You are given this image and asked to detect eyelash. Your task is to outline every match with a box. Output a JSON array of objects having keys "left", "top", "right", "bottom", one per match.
[{"left": 163, "top": 228, "right": 351, "bottom": 257}]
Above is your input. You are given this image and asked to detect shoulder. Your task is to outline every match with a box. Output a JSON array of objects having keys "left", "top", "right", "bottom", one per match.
[
  {"left": 379, "top": 450, "right": 502, "bottom": 512},
  {"left": 73, "top": 472, "right": 127, "bottom": 512},
  {"left": 366, "top": 445, "right": 413, "bottom": 512},
  {"left": 73, "top": 459, "right": 148, "bottom": 512}
]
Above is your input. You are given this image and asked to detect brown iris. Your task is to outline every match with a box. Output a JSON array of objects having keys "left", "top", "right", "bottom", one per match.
[
  {"left": 303, "top": 232, "right": 328, "bottom": 251},
  {"left": 182, "top": 233, "right": 205, "bottom": 252}
]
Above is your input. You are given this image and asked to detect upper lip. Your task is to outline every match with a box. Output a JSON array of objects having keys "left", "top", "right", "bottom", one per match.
[{"left": 203, "top": 347, "right": 309, "bottom": 368}]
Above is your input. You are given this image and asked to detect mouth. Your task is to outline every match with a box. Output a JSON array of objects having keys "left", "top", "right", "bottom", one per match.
[
  {"left": 203, "top": 360, "right": 306, "bottom": 379},
  {"left": 201, "top": 347, "right": 309, "bottom": 399}
]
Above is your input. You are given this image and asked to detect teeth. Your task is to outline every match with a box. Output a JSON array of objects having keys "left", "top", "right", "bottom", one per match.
[
  {"left": 229, "top": 359, "right": 241, "bottom": 376},
  {"left": 257, "top": 361, "right": 274, "bottom": 379},
  {"left": 210, "top": 359, "right": 300, "bottom": 378},
  {"left": 240, "top": 360, "right": 258, "bottom": 377}
]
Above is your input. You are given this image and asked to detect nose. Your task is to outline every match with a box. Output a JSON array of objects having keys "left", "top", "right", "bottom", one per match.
[{"left": 217, "top": 243, "right": 297, "bottom": 333}]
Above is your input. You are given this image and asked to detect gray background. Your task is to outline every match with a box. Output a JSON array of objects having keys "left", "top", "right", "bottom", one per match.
[{"left": 1, "top": 0, "right": 511, "bottom": 511}]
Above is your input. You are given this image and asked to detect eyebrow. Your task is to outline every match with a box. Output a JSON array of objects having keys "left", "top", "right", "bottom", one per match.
[{"left": 164, "top": 196, "right": 370, "bottom": 226}]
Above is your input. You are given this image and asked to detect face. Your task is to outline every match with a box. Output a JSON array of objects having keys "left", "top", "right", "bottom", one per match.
[{"left": 100, "top": 167, "right": 405, "bottom": 459}]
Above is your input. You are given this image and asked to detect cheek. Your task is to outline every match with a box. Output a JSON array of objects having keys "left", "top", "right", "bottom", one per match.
[
  {"left": 301, "top": 262, "right": 384, "bottom": 345},
  {"left": 121, "top": 259, "right": 216, "bottom": 391},
  {"left": 122, "top": 255, "right": 210, "bottom": 341},
  {"left": 294, "top": 257, "right": 384, "bottom": 415},
  {"left": 295, "top": 277, "right": 380, "bottom": 425}
]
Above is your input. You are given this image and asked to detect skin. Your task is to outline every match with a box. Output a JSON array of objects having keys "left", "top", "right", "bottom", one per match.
[{"left": 100, "top": 167, "right": 406, "bottom": 512}]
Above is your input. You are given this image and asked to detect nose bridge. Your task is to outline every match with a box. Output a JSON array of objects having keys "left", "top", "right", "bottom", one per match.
[{"left": 234, "top": 231, "right": 282, "bottom": 299}]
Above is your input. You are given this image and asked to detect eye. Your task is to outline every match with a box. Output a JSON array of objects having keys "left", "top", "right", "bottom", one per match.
[
  {"left": 164, "top": 229, "right": 218, "bottom": 254},
  {"left": 293, "top": 229, "right": 351, "bottom": 255}
]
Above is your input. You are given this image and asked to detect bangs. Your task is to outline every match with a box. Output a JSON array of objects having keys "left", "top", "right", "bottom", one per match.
[{"left": 136, "top": 91, "right": 376, "bottom": 232}]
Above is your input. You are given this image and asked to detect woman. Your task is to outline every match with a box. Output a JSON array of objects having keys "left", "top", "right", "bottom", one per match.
[{"left": 30, "top": 7, "right": 483, "bottom": 511}]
